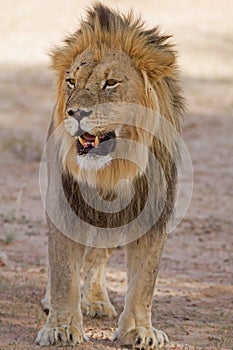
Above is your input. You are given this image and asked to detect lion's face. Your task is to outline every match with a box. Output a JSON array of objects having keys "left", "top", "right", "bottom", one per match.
[
  {"left": 50, "top": 6, "right": 184, "bottom": 190},
  {"left": 65, "top": 50, "right": 143, "bottom": 112},
  {"left": 60, "top": 50, "right": 156, "bottom": 188}
]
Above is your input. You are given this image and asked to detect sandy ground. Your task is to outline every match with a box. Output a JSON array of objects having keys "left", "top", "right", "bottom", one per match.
[{"left": 0, "top": 1, "right": 233, "bottom": 349}]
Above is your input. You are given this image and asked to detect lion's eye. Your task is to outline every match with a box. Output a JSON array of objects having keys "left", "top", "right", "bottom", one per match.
[
  {"left": 103, "top": 79, "right": 119, "bottom": 90},
  {"left": 66, "top": 78, "right": 76, "bottom": 89}
]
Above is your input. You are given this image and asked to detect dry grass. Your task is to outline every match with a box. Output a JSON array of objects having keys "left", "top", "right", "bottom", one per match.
[{"left": 2, "top": 231, "right": 15, "bottom": 245}]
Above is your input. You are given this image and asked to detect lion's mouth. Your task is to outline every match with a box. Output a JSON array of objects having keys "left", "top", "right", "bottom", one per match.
[{"left": 77, "top": 131, "right": 116, "bottom": 156}]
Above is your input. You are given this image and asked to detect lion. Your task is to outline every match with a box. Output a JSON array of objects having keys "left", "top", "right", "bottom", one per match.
[{"left": 36, "top": 3, "right": 185, "bottom": 349}]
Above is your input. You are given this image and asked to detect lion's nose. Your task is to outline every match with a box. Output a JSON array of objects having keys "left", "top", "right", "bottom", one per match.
[{"left": 67, "top": 108, "right": 92, "bottom": 120}]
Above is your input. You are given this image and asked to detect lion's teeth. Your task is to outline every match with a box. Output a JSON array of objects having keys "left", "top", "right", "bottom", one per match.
[
  {"left": 78, "top": 136, "right": 86, "bottom": 146},
  {"left": 79, "top": 135, "right": 99, "bottom": 148},
  {"left": 94, "top": 136, "right": 99, "bottom": 147}
]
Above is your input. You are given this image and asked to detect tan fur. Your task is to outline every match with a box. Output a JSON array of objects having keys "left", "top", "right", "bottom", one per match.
[{"left": 36, "top": 3, "right": 185, "bottom": 349}]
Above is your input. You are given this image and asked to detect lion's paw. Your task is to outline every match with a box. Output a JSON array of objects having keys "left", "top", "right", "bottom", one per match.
[
  {"left": 64, "top": 117, "right": 79, "bottom": 137},
  {"left": 36, "top": 325, "right": 88, "bottom": 346},
  {"left": 81, "top": 300, "right": 117, "bottom": 319},
  {"left": 114, "top": 326, "right": 169, "bottom": 350}
]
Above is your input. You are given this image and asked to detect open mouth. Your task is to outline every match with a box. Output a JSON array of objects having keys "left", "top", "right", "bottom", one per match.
[{"left": 77, "top": 131, "right": 116, "bottom": 156}]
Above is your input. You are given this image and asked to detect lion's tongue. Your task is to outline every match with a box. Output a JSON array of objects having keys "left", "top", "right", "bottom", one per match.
[
  {"left": 79, "top": 133, "right": 100, "bottom": 148},
  {"left": 82, "top": 132, "right": 95, "bottom": 142}
]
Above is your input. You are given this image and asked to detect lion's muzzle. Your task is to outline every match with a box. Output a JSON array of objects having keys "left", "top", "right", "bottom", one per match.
[{"left": 66, "top": 108, "right": 93, "bottom": 137}]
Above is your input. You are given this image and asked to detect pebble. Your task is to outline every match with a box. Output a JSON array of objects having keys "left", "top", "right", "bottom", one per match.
[{"left": 0, "top": 251, "right": 8, "bottom": 266}]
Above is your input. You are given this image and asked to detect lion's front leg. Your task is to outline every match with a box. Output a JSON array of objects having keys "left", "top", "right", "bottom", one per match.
[
  {"left": 36, "top": 227, "right": 87, "bottom": 346},
  {"left": 115, "top": 229, "right": 169, "bottom": 350}
]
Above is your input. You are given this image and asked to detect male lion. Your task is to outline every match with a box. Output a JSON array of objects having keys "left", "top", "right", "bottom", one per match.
[{"left": 36, "top": 3, "right": 185, "bottom": 349}]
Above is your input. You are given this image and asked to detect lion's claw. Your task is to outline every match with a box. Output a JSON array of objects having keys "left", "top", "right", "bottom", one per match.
[
  {"left": 114, "top": 326, "right": 169, "bottom": 350},
  {"left": 36, "top": 325, "right": 88, "bottom": 346}
]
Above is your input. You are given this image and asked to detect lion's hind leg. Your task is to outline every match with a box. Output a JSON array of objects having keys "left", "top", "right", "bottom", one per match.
[{"left": 81, "top": 247, "right": 117, "bottom": 319}]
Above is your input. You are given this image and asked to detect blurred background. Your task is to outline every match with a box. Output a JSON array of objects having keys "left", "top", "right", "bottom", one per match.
[
  {"left": 0, "top": 1, "right": 233, "bottom": 349},
  {"left": 0, "top": 0, "right": 232, "bottom": 149}
]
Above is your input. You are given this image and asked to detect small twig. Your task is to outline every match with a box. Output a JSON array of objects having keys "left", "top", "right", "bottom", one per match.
[{"left": 14, "top": 182, "right": 26, "bottom": 220}]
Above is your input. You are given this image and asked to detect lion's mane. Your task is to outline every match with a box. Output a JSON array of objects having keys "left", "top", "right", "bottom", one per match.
[{"left": 48, "top": 3, "right": 185, "bottom": 232}]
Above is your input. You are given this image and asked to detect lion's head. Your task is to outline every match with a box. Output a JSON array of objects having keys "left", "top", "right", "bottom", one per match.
[{"left": 50, "top": 3, "right": 185, "bottom": 191}]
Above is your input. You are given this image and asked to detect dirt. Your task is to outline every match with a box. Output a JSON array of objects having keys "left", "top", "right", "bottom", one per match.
[{"left": 0, "top": 1, "right": 233, "bottom": 350}]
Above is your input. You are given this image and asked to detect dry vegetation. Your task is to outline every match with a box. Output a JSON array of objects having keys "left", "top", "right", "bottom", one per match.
[{"left": 0, "top": 1, "right": 233, "bottom": 349}]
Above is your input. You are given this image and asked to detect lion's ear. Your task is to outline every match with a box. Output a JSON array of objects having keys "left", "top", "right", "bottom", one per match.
[
  {"left": 143, "top": 49, "right": 176, "bottom": 80},
  {"left": 49, "top": 48, "right": 70, "bottom": 74},
  {"left": 49, "top": 49, "right": 59, "bottom": 71}
]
